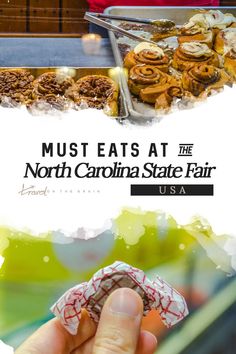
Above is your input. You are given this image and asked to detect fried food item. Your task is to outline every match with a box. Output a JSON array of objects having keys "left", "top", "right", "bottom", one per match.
[
  {"left": 124, "top": 43, "right": 170, "bottom": 72},
  {"left": 0, "top": 69, "right": 34, "bottom": 106},
  {"left": 66, "top": 75, "right": 119, "bottom": 116},
  {"left": 172, "top": 42, "right": 220, "bottom": 72},
  {"left": 214, "top": 28, "right": 236, "bottom": 55},
  {"left": 182, "top": 64, "right": 231, "bottom": 97},
  {"left": 224, "top": 48, "right": 236, "bottom": 81},
  {"left": 32, "top": 72, "right": 74, "bottom": 110}
]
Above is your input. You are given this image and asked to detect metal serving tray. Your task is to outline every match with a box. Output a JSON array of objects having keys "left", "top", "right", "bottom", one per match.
[
  {"left": 105, "top": 7, "right": 236, "bottom": 122},
  {"left": 0, "top": 67, "right": 129, "bottom": 120}
]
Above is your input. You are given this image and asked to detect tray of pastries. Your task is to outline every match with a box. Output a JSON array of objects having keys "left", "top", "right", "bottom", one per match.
[
  {"left": 106, "top": 7, "right": 236, "bottom": 121},
  {"left": 0, "top": 67, "right": 129, "bottom": 119}
]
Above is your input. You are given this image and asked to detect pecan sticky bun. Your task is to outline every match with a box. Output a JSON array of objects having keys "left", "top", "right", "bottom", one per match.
[
  {"left": 66, "top": 75, "right": 119, "bottom": 116},
  {"left": 182, "top": 64, "right": 231, "bottom": 97},
  {"left": 172, "top": 42, "right": 220, "bottom": 72},
  {"left": 0, "top": 69, "right": 34, "bottom": 106},
  {"left": 32, "top": 72, "right": 74, "bottom": 110}
]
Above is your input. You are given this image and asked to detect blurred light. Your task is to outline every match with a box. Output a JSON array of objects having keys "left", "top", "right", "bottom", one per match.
[
  {"left": 56, "top": 67, "right": 76, "bottom": 78},
  {"left": 108, "top": 67, "right": 128, "bottom": 84},
  {"left": 179, "top": 243, "right": 186, "bottom": 251},
  {"left": 81, "top": 34, "right": 102, "bottom": 55}
]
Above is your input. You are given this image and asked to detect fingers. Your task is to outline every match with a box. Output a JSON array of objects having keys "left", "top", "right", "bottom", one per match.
[
  {"left": 92, "top": 288, "right": 143, "bottom": 354},
  {"left": 72, "top": 337, "right": 95, "bottom": 354},
  {"left": 137, "top": 330, "right": 158, "bottom": 354},
  {"left": 15, "top": 309, "right": 96, "bottom": 354},
  {"left": 73, "top": 330, "right": 157, "bottom": 354}
]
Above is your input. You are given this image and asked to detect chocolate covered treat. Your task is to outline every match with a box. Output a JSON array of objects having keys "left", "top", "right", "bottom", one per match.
[{"left": 51, "top": 261, "right": 188, "bottom": 335}]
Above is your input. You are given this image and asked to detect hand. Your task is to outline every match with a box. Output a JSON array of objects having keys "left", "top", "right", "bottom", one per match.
[{"left": 15, "top": 288, "right": 158, "bottom": 354}]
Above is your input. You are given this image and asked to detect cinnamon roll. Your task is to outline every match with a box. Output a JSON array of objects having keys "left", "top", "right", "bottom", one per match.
[
  {"left": 224, "top": 48, "right": 236, "bottom": 81},
  {"left": 182, "top": 64, "right": 231, "bottom": 97},
  {"left": 0, "top": 69, "right": 34, "bottom": 106},
  {"left": 178, "top": 24, "right": 213, "bottom": 48},
  {"left": 129, "top": 65, "right": 182, "bottom": 110},
  {"left": 185, "top": 11, "right": 236, "bottom": 32},
  {"left": 128, "top": 65, "right": 169, "bottom": 96},
  {"left": 124, "top": 43, "right": 170, "bottom": 73},
  {"left": 172, "top": 42, "right": 220, "bottom": 72},
  {"left": 66, "top": 75, "right": 119, "bottom": 116},
  {"left": 214, "top": 28, "right": 236, "bottom": 55},
  {"left": 32, "top": 72, "right": 74, "bottom": 110},
  {"left": 141, "top": 83, "right": 183, "bottom": 110}
]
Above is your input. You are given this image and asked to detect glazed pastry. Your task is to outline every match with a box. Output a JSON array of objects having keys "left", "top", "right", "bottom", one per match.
[
  {"left": 66, "top": 75, "right": 119, "bottom": 116},
  {"left": 32, "top": 72, "right": 74, "bottom": 110},
  {"left": 141, "top": 84, "right": 183, "bottom": 110},
  {"left": 182, "top": 64, "right": 231, "bottom": 97},
  {"left": 128, "top": 65, "right": 167, "bottom": 96},
  {"left": 172, "top": 42, "right": 220, "bottom": 72},
  {"left": 0, "top": 69, "right": 34, "bottom": 105},
  {"left": 185, "top": 11, "right": 236, "bottom": 32},
  {"left": 214, "top": 28, "right": 236, "bottom": 55},
  {"left": 128, "top": 64, "right": 182, "bottom": 110},
  {"left": 179, "top": 24, "right": 213, "bottom": 48},
  {"left": 124, "top": 42, "right": 170, "bottom": 72},
  {"left": 224, "top": 48, "right": 236, "bottom": 81}
]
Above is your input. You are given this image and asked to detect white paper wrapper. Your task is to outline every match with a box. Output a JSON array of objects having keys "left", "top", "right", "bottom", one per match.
[{"left": 51, "top": 261, "right": 188, "bottom": 335}]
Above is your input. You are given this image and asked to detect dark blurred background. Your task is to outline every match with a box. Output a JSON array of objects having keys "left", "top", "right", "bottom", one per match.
[{"left": 0, "top": 1, "right": 235, "bottom": 37}]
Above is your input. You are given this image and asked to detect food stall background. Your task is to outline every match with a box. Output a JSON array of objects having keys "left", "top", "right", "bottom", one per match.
[
  {"left": 0, "top": 210, "right": 235, "bottom": 354},
  {"left": 0, "top": 0, "right": 234, "bottom": 37}
]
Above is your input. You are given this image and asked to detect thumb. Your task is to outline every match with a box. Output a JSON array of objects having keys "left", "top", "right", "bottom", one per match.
[{"left": 92, "top": 288, "right": 143, "bottom": 354}]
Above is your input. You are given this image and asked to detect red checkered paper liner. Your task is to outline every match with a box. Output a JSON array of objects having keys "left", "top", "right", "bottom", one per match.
[{"left": 51, "top": 261, "right": 188, "bottom": 335}]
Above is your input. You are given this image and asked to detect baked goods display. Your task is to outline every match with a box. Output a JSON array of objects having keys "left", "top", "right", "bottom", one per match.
[
  {"left": 0, "top": 69, "right": 34, "bottom": 106},
  {"left": 0, "top": 70, "right": 120, "bottom": 116},
  {"left": 119, "top": 9, "right": 236, "bottom": 113},
  {"left": 66, "top": 75, "right": 119, "bottom": 116}
]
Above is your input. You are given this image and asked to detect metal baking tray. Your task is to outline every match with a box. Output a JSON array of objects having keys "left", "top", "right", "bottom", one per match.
[
  {"left": 105, "top": 7, "right": 236, "bottom": 122},
  {"left": 0, "top": 67, "right": 129, "bottom": 120}
]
